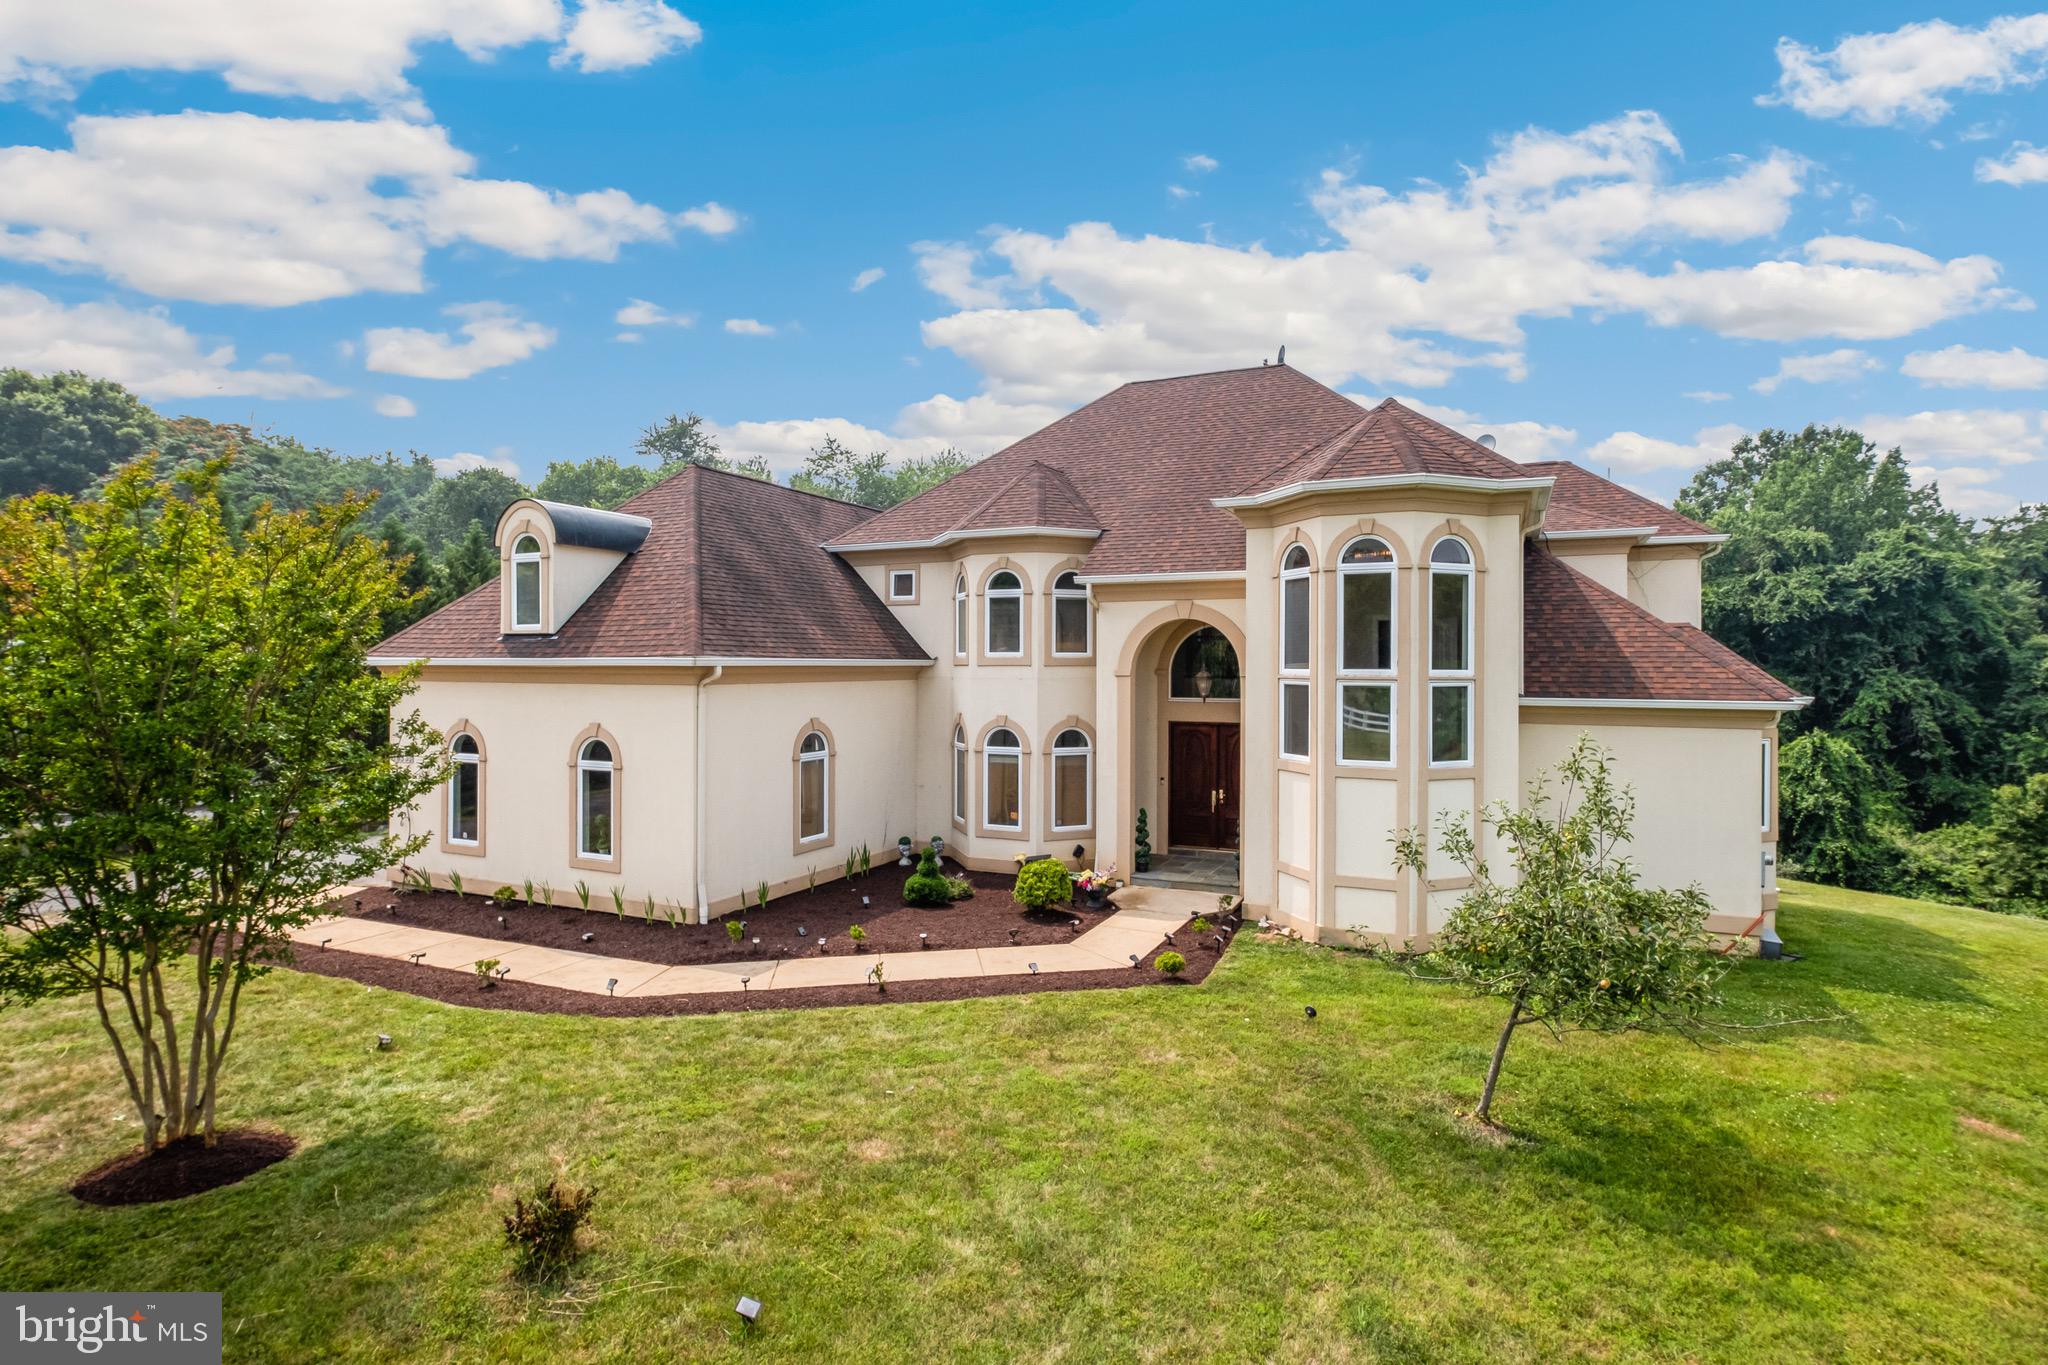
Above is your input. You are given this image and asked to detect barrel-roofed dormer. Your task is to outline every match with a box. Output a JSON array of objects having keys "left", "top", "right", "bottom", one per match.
[{"left": 494, "top": 498, "right": 653, "bottom": 636}]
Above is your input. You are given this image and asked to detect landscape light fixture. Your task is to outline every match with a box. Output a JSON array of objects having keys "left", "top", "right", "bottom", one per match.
[
  {"left": 497, "top": 915, "right": 506, "bottom": 928},
  {"left": 1007, "top": 928, "right": 1020, "bottom": 945},
  {"left": 740, "top": 977, "right": 751, "bottom": 992},
  {"left": 320, "top": 938, "right": 332, "bottom": 949},
  {"left": 752, "top": 937, "right": 762, "bottom": 947},
  {"left": 495, "top": 966, "right": 511, "bottom": 981},
  {"left": 1164, "top": 931, "right": 1175, "bottom": 944},
  {"left": 1304, "top": 1005, "right": 1318, "bottom": 1021},
  {"left": 735, "top": 1296, "right": 761, "bottom": 1326},
  {"left": 861, "top": 895, "right": 870, "bottom": 909},
  {"left": 1072, "top": 844, "right": 1085, "bottom": 860},
  {"left": 919, "top": 932, "right": 928, "bottom": 948},
  {"left": 582, "top": 932, "right": 595, "bottom": 943},
  {"left": 1129, "top": 954, "right": 1141, "bottom": 968},
  {"left": 606, "top": 978, "right": 617, "bottom": 996},
  {"left": 408, "top": 950, "right": 426, "bottom": 966},
  {"left": 353, "top": 898, "right": 362, "bottom": 913},
  {"left": 376, "top": 1034, "right": 392, "bottom": 1050},
  {"left": 797, "top": 926, "right": 809, "bottom": 937},
  {"left": 1028, "top": 962, "right": 1039, "bottom": 974}
]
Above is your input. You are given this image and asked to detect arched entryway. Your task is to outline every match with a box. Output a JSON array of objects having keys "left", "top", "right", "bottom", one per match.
[{"left": 1114, "top": 610, "right": 1247, "bottom": 893}]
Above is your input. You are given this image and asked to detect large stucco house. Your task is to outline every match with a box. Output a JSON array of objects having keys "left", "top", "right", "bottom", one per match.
[{"left": 374, "top": 364, "right": 1805, "bottom": 948}]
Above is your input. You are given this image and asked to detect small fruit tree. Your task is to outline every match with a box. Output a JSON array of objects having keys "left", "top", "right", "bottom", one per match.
[
  {"left": 1012, "top": 857, "right": 1074, "bottom": 912},
  {"left": 1393, "top": 734, "right": 1728, "bottom": 1127}
]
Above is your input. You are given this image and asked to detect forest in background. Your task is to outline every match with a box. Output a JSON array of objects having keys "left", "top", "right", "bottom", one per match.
[{"left": 4, "top": 368, "right": 2044, "bottom": 918}]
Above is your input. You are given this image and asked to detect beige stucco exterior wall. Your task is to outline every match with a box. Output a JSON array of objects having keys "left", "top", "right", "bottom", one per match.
[
  {"left": 1519, "top": 707, "right": 1779, "bottom": 938},
  {"left": 1628, "top": 546, "right": 1705, "bottom": 627},
  {"left": 1548, "top": 541, "right": 1633, "bottom": 598}
]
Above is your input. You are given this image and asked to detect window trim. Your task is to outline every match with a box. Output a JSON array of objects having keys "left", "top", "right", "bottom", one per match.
[
  {"left": 953, "top": 574, "right": 968, "bottom": 657},
  {"left": 441, "top": 723, "right": 486, "bottom": 856},
  {"left": 1168, "top": 625, "right": 1242, "bottom": 702},
  {"left": 1049, "top": 569, "right": 1092, "bottom": 659},
  {"left": 1337, "top": 536, "right": 1397, "bottom": 678},
  {"left": 793, "top": 723, "right": 834, "bottom": 852},
  {"left": 887, "top": 567, "right": 919, "bottom": 604},
  {"left": 572, "top": 731, "right": 620, "bottom": 868},
  {"left": 1337, "top": 682, "right": 1397, "bottom": 769},
  {"left": 977, "top": 720, "right": 1028, "bottom": 838},
  {"left": 1280, "top": 542, "right": 1312, "bottom": 761},
  {"left": 510, "top": 532, "right": 545, "bottom": 632},
  {"left": 1427, "top": 535, "right": 1475, "bottom": 679},
  {"left": 1428, "top": 681, "right": 1474, "bottom": 769},
  {"left": 983, "top": 568, "right": 1026, "bottom": 660},
  {"left": 1048, "top": 724, "right": 1094, "bottom": 833}
]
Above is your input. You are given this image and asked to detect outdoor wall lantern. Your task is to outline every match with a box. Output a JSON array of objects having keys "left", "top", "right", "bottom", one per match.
[{"left": 1193, "top": 666, "right": 1213, "bottom": 699}]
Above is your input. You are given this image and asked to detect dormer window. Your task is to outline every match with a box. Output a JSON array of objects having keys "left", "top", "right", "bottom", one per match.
[{"left": 511, "top": 534, "right": 543, "bottom": 628}]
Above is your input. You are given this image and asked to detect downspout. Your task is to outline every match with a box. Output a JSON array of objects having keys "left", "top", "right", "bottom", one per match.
[{"left": 694, "top": 664, "right": 725, "bottom": 923}]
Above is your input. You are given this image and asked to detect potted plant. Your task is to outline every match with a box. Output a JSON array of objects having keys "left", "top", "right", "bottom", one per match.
[
  {"left": 1074, "top": 864, "right": 1121, "bottom": 911},
  {"left": 930, "top": 834, "right": 945, "bottom": 857},
  {"left": 897, "top": 835, "right": 914, "bottom": 866},
  {"left": 1134, "top": 808, "right": 1152, "bottom": 873}
]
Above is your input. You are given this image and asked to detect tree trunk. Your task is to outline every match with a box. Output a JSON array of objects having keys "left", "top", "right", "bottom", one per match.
[{"left": 1476, "top": 996, "right": 1523, "bottom": 1126}]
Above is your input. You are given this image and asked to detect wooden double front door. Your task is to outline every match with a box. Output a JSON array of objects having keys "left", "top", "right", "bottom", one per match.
[{"left": 1168, "top": 722, "right": 1241, "bottom": 851}]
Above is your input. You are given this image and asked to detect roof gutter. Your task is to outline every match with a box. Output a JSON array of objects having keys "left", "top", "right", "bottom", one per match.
[
  {"left": 1521, "top": 695, "right": 1812, "bottom": 713},
  {"left": 1211, "top": 472, "right": 1556, "bottom": 511},
  {"left": 821, "top": 526, "right": 1103, "bottom": 553},
  {"left": 1075, "top": 570, "right": 1247, "bottom": 585}
]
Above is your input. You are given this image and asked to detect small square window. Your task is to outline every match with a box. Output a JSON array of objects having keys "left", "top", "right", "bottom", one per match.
[{"left": 889, "top": 570, "right": 916, "bottom": 601}]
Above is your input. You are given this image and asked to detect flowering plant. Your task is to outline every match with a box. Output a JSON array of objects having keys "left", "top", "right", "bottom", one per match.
[{"left": 1075, "top": 864, "right": 1120, "bottom": 892}]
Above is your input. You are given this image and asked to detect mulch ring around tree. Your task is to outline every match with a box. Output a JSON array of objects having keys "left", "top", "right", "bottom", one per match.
[
  {"left": 281, "top": 929, "right": 1230, "bottom": 1017},
  {"left": 70, "top": 1128, "right": 297, "bottom": 1207},
  {"left": 338, "top": 859, "right": 1138, "bottom": 965}
]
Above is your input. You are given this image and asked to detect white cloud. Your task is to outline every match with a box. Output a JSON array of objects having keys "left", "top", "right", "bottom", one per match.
[
  {"left": 0, "top": 112, "right": 696, "bottom": 307},
  {"left": 614, "top": 297, "right": 693, "bottom": 327},
  {"left": 1751, "top": 347, "right": 1881, "bottom": 394},
  {"left": 551, "top": 0, "right": 700, "bottom": 74},
  {"left": 1584, "top": 423, "right": 1748, "bottom": 472},
  {"left": 723, "top": 317, "right": 775, "bottom": 336},
  {"left": 676, "top": 201, "right": 741, "bottom": 236},
  {"left": 1906, "top": 462, "right": 2020, "bottom": 517},
  {"left": 1684, "top": 390, "right": 1732, "bottom": 402},
  {"left": 1902, "top": 344, "right": 2048, "bottom": 390},
  {"left": 1166, "top": 184, "right": 1197, "bottom": 201},
  {"left": 1977, "top": 141, "right": 2048, "bottom": 185},
  {"left": 0, "top": 283, "right": 342, "bottom": 400},
  {"left": 1347, "top": 393, "right": 1577, "bottom": 460},
  {"left": 909, "top": 112, "right": 2024, "bottom": 410},
  {"left": 0, "top": 2, "right": 701, "bottom": 114},
  {"left": 1761, "top": 15, "right": 2048, "bottom": 126},
  {"left": 432, "top": 450, "right": 523, "bottom": 478},
  {"left": 372, "top": 393, "right": 417, "bottom": 417},
  {"left": 1183, "top": 153, "right": 1219, "bottom": 173},
  {"left": 851, "top": 267, "right": 886, "bottom": 292},
  {"left": 614, "top": 331, "right": 642, "bottom": 343},
  {"left": 1857, "top": 407, "right": 2046, "bottom": 465},
  {"left": 363, "top": 302, "right": 555, "bottom": 379}
]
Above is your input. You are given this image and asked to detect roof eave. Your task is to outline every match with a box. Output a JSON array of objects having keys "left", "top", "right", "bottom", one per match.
[
  {"left": 1212, "top": 472, "right": 1556, "bottom": 511},
  {"left": 369, "top": 654, "right": 935, "bottom": 669},
  {"left": 823, "top": 526, "right": 1103, "bottom": 553},
  {"left": 1520, "top": 694, "right": 1810, "bottom": 712}
]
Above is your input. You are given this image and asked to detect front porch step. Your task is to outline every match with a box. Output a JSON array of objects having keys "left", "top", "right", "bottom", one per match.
[{"left": 1132, "top": 848, "right": 1239, "bottom": 895}]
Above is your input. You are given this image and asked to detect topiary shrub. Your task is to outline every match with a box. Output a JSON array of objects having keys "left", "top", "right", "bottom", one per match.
[
  {"left": 903, "top": 847, "right": 953, "bottom": 907},
  {"left": 1013, "top": 858, "right": 1074, "bottom": 912},
  {"left": 491, "top": 884, "right": 517, "bottom": 907},
  {"left": 1155, "top": 950, "right": 1186, "bottom": 977},
  {"left": 502, "top": 1179, "right": 596, "bottom": 1280}
]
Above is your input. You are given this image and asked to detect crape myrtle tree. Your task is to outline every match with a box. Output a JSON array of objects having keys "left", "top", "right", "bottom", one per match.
[
  {"left": 1393, "top": 735, "right": 1729, "bottom": 1127},
  {"left": 0, "top": 457, "right": 443, "bottom": 1150}
]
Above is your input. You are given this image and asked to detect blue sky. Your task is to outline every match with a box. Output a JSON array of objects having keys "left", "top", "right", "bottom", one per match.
[{"left": 2, "top": 2, "right": 2046, "bottom": 514}]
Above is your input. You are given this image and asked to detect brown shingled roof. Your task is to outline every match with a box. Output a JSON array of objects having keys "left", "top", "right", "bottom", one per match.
[
  {"left": 375, "top": 465, "right": 928, "bottom": 662},
  {"left": 827, "top": 364, "right": 1367, "bottom": 576},
  {"left": 953, "top": 460, "right": 1101, "bottom": 534},
  {"left": 1524, "top": 460, "right": 1717, "bottom": 539},
  {"left": 1242, "top": 397, "right": 1535, "bottom": 493},
  {"left": 1522, "top": 545, "right": 1797, "bottom": 704}
]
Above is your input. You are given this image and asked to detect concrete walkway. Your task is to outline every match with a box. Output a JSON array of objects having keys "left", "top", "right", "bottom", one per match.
[{"left": 296, "top": 885, "right": 1216, "bottom": 998}]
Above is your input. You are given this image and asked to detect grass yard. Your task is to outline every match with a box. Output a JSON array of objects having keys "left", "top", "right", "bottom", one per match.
[{"left": 2, "top": 881, "right": 2044, "bottom": 1362}]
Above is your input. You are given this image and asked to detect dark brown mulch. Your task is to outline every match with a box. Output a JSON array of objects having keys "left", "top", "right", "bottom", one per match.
[
  {"left": 338, "top": 860, "right": 1123, "bottom": 965},
  {"left": 282, "top": 921, "right": 1237, "bottom": 1017},
  {"left": 70, "top": 1128, "right": 297, "bottom": 1206}
]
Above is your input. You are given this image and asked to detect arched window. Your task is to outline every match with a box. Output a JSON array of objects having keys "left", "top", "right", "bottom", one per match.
[
  {"left": 1338, "top": 536, "right": 1395, "bottom": 766},
  {"left": 985, "top": 570, "right": 1023, "bottom": 656},
  {"left": 952, "top": 724, "right": 969, "bottom": 825},
  {"left": 984, "top": 727, "right": 1022, "bottom": 830},
  {"left": 1279, "top": 544, "right": 1311, "bottom": 760},
  {"left": 1050, "top": 728, "right": 1091, "bottom": 830},
  {"left": 448, "top": 732, "right": 482, "bottom": 846},
  {"left": 1052, "top": 571, "right": 1090, "bottom": 657},
  {"left": 1169, "top": 627, "right": 1240, "bottom": 700},
  {"left": 511, "top": 534, "right": 543, "bottom": 628},
  {"left": 577, "top": 737, "right": 616, "bottom": 859},
  {"left": 953, "top": 574, "right": 968, "bottom": 657},
  {"left": 1428, "top": 537, "right": 1474, "bottom": 766},
  {"left": 796, "top": 730, "right": 829, "bottom": 844}
]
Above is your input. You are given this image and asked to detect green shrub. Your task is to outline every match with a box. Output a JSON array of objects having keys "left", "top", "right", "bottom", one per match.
[
  {"left": 1189, "top": 916, "right": 1211, "bottom": 935},
  {"left": 474, "top": 958, "right": 500, "bottom": 988},
  {"left": 502, "top": 1179, "right": 596, "bottom": 1280},
  {"left": 447, "top": 870, "right": 465, "bottom": 898},
  {"left": 903, "top": 847, "right": 953, "bottom": 907},
  {"left": 725, "top": 918, "right": 745, "bottom": 944},
  {"left": 1779, "top": 730, "right": 1899, "bottom": 889},
  {"left": 1013, "top": 858, "right": 1074, "bottom": 911},
  {"left": 1155, "top": 951, "right": 1186, "bottom": 977},
  {"left": 848, "top": 923, "right": 867, "bottom": 945},
  {"left": 943, "top": 875, "right": 974, "bottom": 901},
  {"left": 491, "top": 885, "right": 517, "bottom": 907}
]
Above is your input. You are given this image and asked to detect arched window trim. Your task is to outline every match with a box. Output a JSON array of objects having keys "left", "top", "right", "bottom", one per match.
[
  {"left": 442, "top": 724, "right": 486, "bottom": 856},
  {"left": 511, "top": 532, "right": 545, "bottom": 631},
  {"left": 794, "top": 723, "right": 833, "bottom": 849},
  {"left": 1048, "top": 724, "right": 1093, "bottom": 832},
  {"left": 1427, "top": 534, "right": 1476, "bottom": 769},
  {"left": 1279, "top": 541, "right": 1312, "bottom": 761},
  {"left": 568, "top": 724, "right": 622, "bottom": 870},
  {"left": 953, "top": 574, "right": 968, "bottom": 658},
  {"left": 1050, "top": 569, "right": 1092, "bottom": 658},
  {"left": 1168, "top": 625, "right": 1242, "bottom": 701},
  {"left": 976, "top": 719, "right": 1029, "bottom": 838}
]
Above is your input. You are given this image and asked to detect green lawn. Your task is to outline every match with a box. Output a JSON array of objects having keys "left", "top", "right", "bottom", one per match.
[{"left": 3, "top": 882, "right": 2044, "bottom": 1363}]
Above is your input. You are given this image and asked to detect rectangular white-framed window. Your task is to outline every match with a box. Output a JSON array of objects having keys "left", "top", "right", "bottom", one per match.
[
  {"left": 984, "top": 748, "right": 1021, "bottom": 829},
  {"left": 889, "top": 569, "right": 917, "bottom": 602},
  {"left": 953, "top": 575, "right": 967, "bottom": 657},
  {"left": 1429, "top": 682, "right": 1472, "bottom": 766},
  {"left": 1281, "top": 680, "right": 1310, "bottom": 761},
  {"left": 1051, "top": 729, "right": 1092, "bottom": 831},
  {"left": 1051, "top": 570, "right": 1090, "bottom": 657},
  {"left": 1338, "top": 683, "right": 1394, "bottom": 766},
  {"left": 1760, "top": 735, "right": 1773, "bottom": 831},
  {"left": 985, "top": 571, "right": 1024, "bottom": 657},
  {"left": 952, "top": 726, "right": 968, "bottom": 823}
]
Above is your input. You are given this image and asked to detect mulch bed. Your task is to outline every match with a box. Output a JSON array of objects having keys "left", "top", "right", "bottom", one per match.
[
  {"left": 70, "top": 1128, "right": 297, "bottom": 1206},
  {"left": 282, "top": 930, "right": 1231, "bottom": 1017},
  {"left": 336, "top": 860, "right": 1134, "bottom": 964}
]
